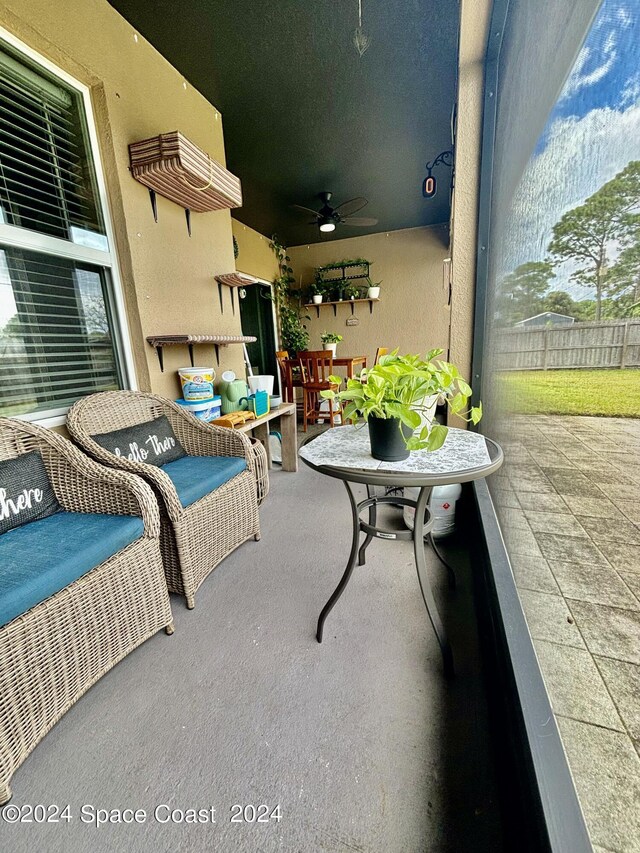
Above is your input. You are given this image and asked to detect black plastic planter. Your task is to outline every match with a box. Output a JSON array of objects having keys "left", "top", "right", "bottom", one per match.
[{"left": 367, "top": 415, "right": 413, "bottom": 461}]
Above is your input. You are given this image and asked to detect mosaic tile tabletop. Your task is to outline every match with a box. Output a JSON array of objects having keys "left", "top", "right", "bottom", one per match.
[{"left": 299, "top": 424, "right": 493, "bottom": 476}]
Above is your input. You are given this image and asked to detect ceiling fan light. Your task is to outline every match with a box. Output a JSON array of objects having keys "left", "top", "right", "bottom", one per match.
[{"left": 319, "top": 219, "right": 336, "bottom": 233}]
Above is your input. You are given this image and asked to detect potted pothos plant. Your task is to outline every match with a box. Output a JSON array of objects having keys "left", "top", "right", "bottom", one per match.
[
  {"left": 321, "top": 349, "right": 482, "bottom": 461},
  {"left": 320, "top": 331, "right": 343, "bottom": 357},
  {"left": 345, "top": 282, "right": 361, "bottom": 300}
]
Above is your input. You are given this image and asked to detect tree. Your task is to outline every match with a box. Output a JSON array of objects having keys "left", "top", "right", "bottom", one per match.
[
  {"left": 548, "top": 160, "right": 640, "bottom": 320},
  {"left": 496, "top": 260, "right": 555, "bottom": 324},
  {"left": 606, "top": 238, "right": 640, "bottom": 307},
  {"left": 542, "top": 290, "right": 575, "bottom": 316}
]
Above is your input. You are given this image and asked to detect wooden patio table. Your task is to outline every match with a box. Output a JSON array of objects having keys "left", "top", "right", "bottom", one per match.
[
  {"left": 329, "top": 355, "right": 367, "bottom": 379},
  {"left": 284, "top": 354, "right": 366, "bottom": 382},
  {"left": 233, "top": 402, "right": 297, "bottom": 471}
]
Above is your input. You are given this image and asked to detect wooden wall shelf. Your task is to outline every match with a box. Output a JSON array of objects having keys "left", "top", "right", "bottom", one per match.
[
  {"left": 304, "top": 297, "right": 380, "bottom": 317},
  {"left": 214, "top": 273, "right": 260, "bottom": 314},
  {"left": 146, "top": 334, "right": 256, "bottom": 371}
]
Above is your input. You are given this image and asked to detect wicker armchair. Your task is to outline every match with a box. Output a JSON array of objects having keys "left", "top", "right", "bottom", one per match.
[
  {"left": 0, "top": 418, "right": 172, "bottom": 805},
  {"left": 67, "top": 391, "right": 266, "bottom": 609}
]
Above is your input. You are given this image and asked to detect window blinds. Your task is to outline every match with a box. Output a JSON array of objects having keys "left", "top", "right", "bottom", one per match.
[
  {"left": 0, "top": 40, "right": 122, "bottom": 419},
  {"left": 0, "top": 43, "right": 104, "bottom": 242}
]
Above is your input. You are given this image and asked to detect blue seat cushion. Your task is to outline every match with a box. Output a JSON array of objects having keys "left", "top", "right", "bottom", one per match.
[
  {"left": 160, "top": 454, "right": 247, "bottom": 508},
  {"left": 0, "top": 512, "right": 144, "bottom": 628}
]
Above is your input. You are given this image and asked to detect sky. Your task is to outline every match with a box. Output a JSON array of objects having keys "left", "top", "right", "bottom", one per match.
[{"left": 502, "top": 0, "right": 640, "bottom": 299}]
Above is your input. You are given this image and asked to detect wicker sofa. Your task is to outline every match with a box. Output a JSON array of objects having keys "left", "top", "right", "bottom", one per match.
[
  {"left": 0, "top": 418, "right": 172, "bottom": 805},
  {"left": 67, "top": 391, "right": 268, "bottom": 609}
]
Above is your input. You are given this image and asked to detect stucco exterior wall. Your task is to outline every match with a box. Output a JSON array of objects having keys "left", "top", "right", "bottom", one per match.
[
  {"left": 231, "top": 220, "right": 279, "bottom": 284},
  {"left": 0, "top": 0, "right": 245, "bottom": 403},
  {"left": 448, "top": 0, "right": 491, "bottom": 424},
  {"left": 288, "top": 226, "right": 451, "bottom": 368}
]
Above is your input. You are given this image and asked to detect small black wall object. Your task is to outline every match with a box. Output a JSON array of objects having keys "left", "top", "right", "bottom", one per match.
[{"left": 149, "top": 188, "right": 158, "bottom": 222}]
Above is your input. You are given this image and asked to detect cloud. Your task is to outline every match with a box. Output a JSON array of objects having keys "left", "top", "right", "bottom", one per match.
[
  {"left": 560, "top": 33, "right": 618, "bottom": 101},
  {"left": 616, "top": 6, "right": 633, "bottom": 26},
  {"left": 500, "top": 100, "right": 640, "bottom": 296},
  {"left": 621, "top": 74, "right": 640, "bottom": 106}
]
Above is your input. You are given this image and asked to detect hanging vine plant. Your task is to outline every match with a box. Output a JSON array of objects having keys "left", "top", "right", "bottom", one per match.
[{"left": 269, "top": 236, "right": 309, "bottom": 354}]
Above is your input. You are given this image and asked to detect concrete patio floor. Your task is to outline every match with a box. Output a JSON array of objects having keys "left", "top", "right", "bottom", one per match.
[
  {"left": 491, "top": 414, "right": 640, "bottom": 853},
  {"left": 1, "top": 454, "right": 502, "bottom": 853}
]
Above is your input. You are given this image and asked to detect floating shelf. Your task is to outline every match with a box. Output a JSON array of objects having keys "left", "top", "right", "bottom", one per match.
[
  {"left": 146, "top": 334, "right": 256, "bottom": 371},
  {"left": 214, "top": 272, "right": 260, "bottom": 315},
  {"left": 304, "top": 297, "right": 380, "bottom": 318}
]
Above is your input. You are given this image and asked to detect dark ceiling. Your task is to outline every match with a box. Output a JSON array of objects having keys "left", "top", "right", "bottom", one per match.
[{"left": 109, "top": 0, "right": 460, "bottom": 245}]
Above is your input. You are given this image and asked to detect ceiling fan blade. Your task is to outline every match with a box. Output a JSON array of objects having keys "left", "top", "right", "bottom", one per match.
[
  {"left": 333, "top": 197, "right": 368, "bottom": 217},
  {"left": 341, "top": 216, "right": 378, "bottom": 227},
  {"left": 291, "top": 204, "right": 320, "bottom": 217}
]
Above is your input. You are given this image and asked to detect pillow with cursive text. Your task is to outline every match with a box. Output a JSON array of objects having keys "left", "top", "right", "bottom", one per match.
[
  {"left": 0, "top": 451, "right": 62, "bottom": 536},
  {"left": 92, "top": 416, "right": 186, "bottom": 467}
]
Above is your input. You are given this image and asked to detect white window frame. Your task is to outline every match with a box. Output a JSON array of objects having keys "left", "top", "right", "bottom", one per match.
[{"left": 0, "top": 26, "right": 136, "bottom": 428}]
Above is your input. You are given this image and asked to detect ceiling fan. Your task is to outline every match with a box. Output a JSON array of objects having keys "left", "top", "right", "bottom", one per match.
[{"left": 292, "top": 191, "right": 378, "bottom": 233}]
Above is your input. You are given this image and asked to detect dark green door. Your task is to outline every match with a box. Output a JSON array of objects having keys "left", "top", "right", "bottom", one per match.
[{"left": 239, "top": 284, "right": 278, "bottom": 379}]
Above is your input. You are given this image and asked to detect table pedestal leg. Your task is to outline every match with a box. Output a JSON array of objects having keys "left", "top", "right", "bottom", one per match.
[
  {"left": 358, "top": 485, "right": 376, "bottom": 565},
  {"left": 317, "top": 480, "right": 361, "bottom": 642},
  {"left": 427, "top": 533, "right": 457, "bottom": 589},
  {"left": 414, "top": 487, "right": 454, "bottom": 678}
]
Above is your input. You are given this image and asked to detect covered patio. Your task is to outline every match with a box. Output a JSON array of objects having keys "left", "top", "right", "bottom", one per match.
[{"left": 0, "top": 0, "right": 637, "bottom": 851}]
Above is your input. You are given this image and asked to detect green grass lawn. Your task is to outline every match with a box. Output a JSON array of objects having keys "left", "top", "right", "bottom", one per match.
[{"left": 498, "top": 369, "right": 640, "bottom": 417}]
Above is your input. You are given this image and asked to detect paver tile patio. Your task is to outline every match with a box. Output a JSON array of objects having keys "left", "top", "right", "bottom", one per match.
[
  {"left": 533, "top": 641, "right": 623, "bottom": 730},
  {"left": 535, "top": 532, "right": 608, "bottom": 566},
  {"left": 560, "top": 494, "right": 623, "bottom": 519},
  {"left": 553, "top": 561, "right": 639, "bottom": 610},
  {"left": 540, "top": 469, "right": 605, "bottom": 497},
  {"left": 515, "top": 492, "right": 568, "bottom": 513},
  {"left": 593, "top": 540, "right": 640, "bottom": 574},
  {"left": 568, "top": 600, "right": 640, "bottom": 665},
  {"left": 525, "top": 511, "right": 588, "bottom": 537},
  {"left": 519, "top": 589, "right": 586, "bottom": 648},
  {"left": 557, "top": 717, "right": 640, "bottom": 853},
  {"left": 616, "top": 499, "right": 640, "bottom": 524},
  {"left": 575, "top": 515, "right": 640, "bottom": 545},
  {"left": 594, "top": 657, "right": 640, "bottom": 749},
  {"left": 620, "top": 572, "right": 640, "bottom": 603},
  {"left": 493, "top": 414, "right": 640, "bottom": 851},
  {"left": 509, "top": 553, "right": 560, "bottom": 595}
]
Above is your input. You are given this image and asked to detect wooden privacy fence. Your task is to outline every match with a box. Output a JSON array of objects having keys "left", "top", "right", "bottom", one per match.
[{"left": 493, "top": 319, "right": 640, "bottom": 371}]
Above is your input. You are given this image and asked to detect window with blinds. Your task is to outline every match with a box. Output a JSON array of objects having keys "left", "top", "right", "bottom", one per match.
[{"left": 0, "top": 37, "right": 126, "bottom": 420}]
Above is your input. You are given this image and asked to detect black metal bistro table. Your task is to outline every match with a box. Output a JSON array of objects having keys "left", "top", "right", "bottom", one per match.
[{"left": 299, "top": 425, "right": 503, "bottom": 677}]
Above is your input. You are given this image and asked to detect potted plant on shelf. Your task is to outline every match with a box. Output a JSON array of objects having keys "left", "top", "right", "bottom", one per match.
[
  {"left": 320, "top": 331, "right": 343, "bottom": 357},
  {"left": 310, "top": 278, "right": 324, "bottom": 304},
  {"left": 367, "top": 277, "right": 381, "bottom": 299},
  {"left": 345, "top": 282, "right": 361, "bottom": 301},
  {"left": 321, "top": 349, "right": 482, "bottom": 462}
]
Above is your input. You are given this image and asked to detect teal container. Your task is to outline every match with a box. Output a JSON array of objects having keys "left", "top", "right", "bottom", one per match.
[{"left": 239, "top": 390, "right": 270, "bottom": 417}]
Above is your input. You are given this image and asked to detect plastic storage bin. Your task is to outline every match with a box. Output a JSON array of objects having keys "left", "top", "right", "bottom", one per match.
[
  {"left": 175, "top": 396, "right": 221, "bottom": 422},
  {"left": 178, "top": 367, "right": 215, "bottom": 401}
]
